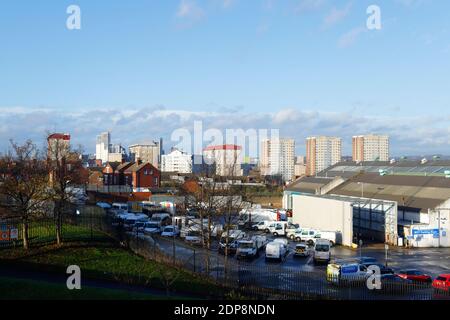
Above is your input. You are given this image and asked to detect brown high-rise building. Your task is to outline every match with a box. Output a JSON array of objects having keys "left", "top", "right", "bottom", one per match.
[
  {"left": 352, "top": 135, "right": 389, "bottom": 162},
  {"left": 306, "top": 136, "right": 341, "bottom": 176}
]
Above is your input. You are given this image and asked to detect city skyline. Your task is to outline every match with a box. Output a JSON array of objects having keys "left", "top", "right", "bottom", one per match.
[{"left": 1, "top": 1, "right": 450, "bottom": 155}]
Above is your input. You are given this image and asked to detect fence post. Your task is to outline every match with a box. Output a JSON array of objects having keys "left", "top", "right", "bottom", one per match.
[
  {"left": 90, "top": 208, "right": 93, "bottom": 242},
  {"left": 193, "top": 249, "right": 196, "bottom": 273}
]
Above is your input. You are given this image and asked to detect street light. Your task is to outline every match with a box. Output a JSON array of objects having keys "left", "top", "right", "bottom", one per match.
[
  {"left": 358, "top": 182, "right": 364, "bottom": 198},
  {"left": 385, "top": 243, "right": 389, "bottom": 267},
  {"left": 359, "top": 239, "right": 363, "bottom": 260}
]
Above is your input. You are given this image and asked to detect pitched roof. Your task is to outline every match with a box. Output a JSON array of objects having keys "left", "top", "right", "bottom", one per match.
[
  {"left": 116, "top": 162, "right": 133, "bottom": 172},
  {"left": 105, "top": 162, "right": 121, "bottom": 170},
  {"left": 124, "top": 162, "right": 158, "bottom": 173}
]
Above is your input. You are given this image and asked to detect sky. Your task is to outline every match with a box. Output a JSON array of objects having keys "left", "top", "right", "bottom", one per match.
[{"left": 1, "top": 0, "right": 450, "bottom": 156}]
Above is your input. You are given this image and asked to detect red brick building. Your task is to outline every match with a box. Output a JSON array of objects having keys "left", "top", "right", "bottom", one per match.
[{"left": 124, "top": 161, "right": 160, "bottom": 190}]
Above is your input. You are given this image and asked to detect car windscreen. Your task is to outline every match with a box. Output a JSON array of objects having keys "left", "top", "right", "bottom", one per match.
[
  {"left": 238, "top": 242, "right": 253, "bottom": 249},
  {"left": 164, "top": 227, "right": 174, "bottom": 232},
  {"left": 188, "top": 231, "right": 200, "bottom": 237},
  {"left": 146, "top": 223, "right": 159, "bottom": 228}
]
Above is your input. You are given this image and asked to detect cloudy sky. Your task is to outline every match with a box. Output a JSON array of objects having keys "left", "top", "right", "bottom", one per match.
[{"left": 1, "top": 0, "right": 449, "bottom": 156}]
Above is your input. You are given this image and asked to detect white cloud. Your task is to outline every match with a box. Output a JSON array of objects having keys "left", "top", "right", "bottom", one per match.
[{"left": 1, "top": 106, "right": 450, "bottom": 156}]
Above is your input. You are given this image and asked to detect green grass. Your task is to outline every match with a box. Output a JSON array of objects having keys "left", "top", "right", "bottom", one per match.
[
  {"left": 1, "top": 245, "right": 221, "bottom": 298},
  {"left": 0, "top": 276, "right": 165, "bottom": 300}
]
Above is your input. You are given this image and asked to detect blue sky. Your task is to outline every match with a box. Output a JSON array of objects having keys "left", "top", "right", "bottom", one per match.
[{"left": 1, "top": 0, "right": 450, "bottom": 156}]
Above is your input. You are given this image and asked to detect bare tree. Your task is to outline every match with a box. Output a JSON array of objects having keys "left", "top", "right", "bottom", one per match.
[
  {"left": 0, "top": 140, "right": 49, "bottom": 249},
  {"left": 46, "top": 134, "right": 86, "bottom": 245}
]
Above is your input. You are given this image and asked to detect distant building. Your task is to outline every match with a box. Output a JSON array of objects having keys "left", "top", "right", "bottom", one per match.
[
  {"left": 352, "top": 135, "right": 389, "bottom": 162},
  {"left": 294, "top": 156, "right": 307, "bottom": 178},
  {"left": 47, "top": 133, "right": 70, "bottom": 161},
  {"left": 129, "top": 141, "right": 161, "bottom": 168},
  {"left": 108, "top": 144, "right": 126, "bottom": 163},
  {"left": 124, "top": 161, "right": 161, "bottom": 190},
  {"left": 306, "top": 136, "right": 341, "bottom": 176},
  {"left": 260, "top": 138, "right": 295, "bottom": 182},
  {"left": 161, "top": 149, "right": 192, "bottom": 174},
  {"left": 96, "top": 132, "right": 110, "bottom": 165},
  {"left": 203, "top": 144, "right": 243, "bottom": 177}
]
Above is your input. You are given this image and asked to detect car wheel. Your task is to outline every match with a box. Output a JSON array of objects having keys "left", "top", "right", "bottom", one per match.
[
  {"left": 264, "top": 229, "right": 269, "bottom": 234},
  {"left": 290, "top": 235, "right": 294, "bottom": 240},
  {"left": 295, "top": 237, "right": 301, "bottom": 242},
  {"left": 330, "top": 241, "right": 335, "bottom": 247},
  {"left": 273, "top": 232, "right": 278, "bottom": 237}
]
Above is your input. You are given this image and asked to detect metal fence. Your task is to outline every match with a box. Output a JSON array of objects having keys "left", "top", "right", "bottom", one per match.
[{"left": 1, "top": 211, "right": 448, "bottom": 300}]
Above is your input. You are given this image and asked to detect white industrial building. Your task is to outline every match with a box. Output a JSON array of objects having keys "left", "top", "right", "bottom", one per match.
[{"left": 284, "top": 160, "right": 450, "bottom": 247}]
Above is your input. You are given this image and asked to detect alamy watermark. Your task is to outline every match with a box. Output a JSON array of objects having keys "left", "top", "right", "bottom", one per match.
[
  {"left": 66, "top": 265, "right": 81, "bottom": 290},
  {"left": 66, "top": 5, "right": 81, "bottom": 30}
]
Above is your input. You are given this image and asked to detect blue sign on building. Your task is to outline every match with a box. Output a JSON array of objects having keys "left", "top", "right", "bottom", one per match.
[{"left": 412, "top": 229, "right": 439, "bottom": 238}]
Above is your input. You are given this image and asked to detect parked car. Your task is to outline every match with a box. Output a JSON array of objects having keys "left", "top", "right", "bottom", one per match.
[
  {"left": 432, "top": 274, "right": 450, "bottom": 294},
  {"left": 377, "top": 274, "right": 414, "bottom": 293},
  {"left": 397, "top": 269, "right": 432, "bottom": 283},
  {"left": 161, "top": 225, "right": 180, "bottom": 237},
  {"left": 265, "top": 239, "right": 288, "bottom": 262},
  {"left": 185, "top": 229, "right": 203, "bottom": 246},
  {"left": 313, "top": 239, "right": 331, "bottom": 264},
  {"left": 143, "top": 221, "right": 162, "bottom": 235},
  {"left": 293, "top": 243, "right": 310, "bottom": 257},
  {"left": 150, "top": 213, "right": 172, "bottom": 227}
]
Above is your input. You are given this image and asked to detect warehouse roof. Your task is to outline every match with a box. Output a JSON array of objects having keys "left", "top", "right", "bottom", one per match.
[
  {"left": 285, "top": 176, "right": 333, "bottom": 194},
  {"left": 329, "top": 172, "right": 450, "bottom": 212}
]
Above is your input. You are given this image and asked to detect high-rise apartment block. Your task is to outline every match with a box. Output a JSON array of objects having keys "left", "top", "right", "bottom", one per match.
[
  {"left": 161, "top": 149, "right": 193, "bottom": 174},
  {"left": 352, "top": 135, "right": 389, "bottom": 162},
  {"left": 203, "top": 144, "right": 243, "bottom": 177},
  {"left": 260, "top": 139, "right": 295, "bottom": 182},
  {"left": 96, "top": 132, "right": 110, "bottom": 165},
  {"left": 306, "top": 136, "right": 341, "bottom": 176}
]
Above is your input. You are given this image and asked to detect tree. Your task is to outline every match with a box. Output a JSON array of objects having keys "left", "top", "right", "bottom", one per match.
[
  {"left": 0, "top": 140, "right": 49, "bottom": 249},
  {"left": 46, "top": 134, "right": 86, "bottom": 245}
]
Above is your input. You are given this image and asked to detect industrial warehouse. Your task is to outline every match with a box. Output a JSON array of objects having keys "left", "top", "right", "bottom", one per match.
[{"left": 283, "top": 160, "right": 450, "bottom": 248}]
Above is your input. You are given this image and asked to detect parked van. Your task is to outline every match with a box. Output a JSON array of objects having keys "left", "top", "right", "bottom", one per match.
[
  {"left": 315, "top": 231, "right": 338, "bottom": 246},
  {"left": 219, "top": 230, "right": 246, "bottom": 255},
  {"left": 251, "top": 220, "right": 272, "bottom": 232},
  {"left": 313, "top": 239, "right": 331, "bottom": 264},
  {"left": 327, "top": 260, "right": 370, "bottom": 285},
  {"left": 150, "top": 213, "right": 171, "bottom": 227},
  {"left": 267, "top": 221, "right": 288, "bottom": 236},
  {"left": 265, "top": 239, "right": 288, "bottom": 261},
  {"left": 236, "top": 235, "right": 267, "bottom": 259},
  {"left": 298, "top": 228, "right": 320, "bottom": 244}
]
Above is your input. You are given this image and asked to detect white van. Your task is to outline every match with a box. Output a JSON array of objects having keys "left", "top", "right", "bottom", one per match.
[
  {"left": 313, "top": 239, "right": 331, "bottom": 264},
  {"left": 265, "top": 239, "right": 288, "bottom": 261},
  {"left": 315, "top": 231, "right": 338, "bottom": 246},
  {"left": 150, "top": 213, "right": 171, "bottom": 227},
  {"left": 267, "top": 221, "right": 288, "bottom": 236}
]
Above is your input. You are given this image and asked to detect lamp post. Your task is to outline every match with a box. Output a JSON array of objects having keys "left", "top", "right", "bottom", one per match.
[
  {"left": 358, "top": 182, "right": 364, "bottom": 198},
  {"left": 359, "top": 239, "right": 363, "bottom": 260},
  {"left": 385, "top": 243, "right": 389, "bottom": 267}
]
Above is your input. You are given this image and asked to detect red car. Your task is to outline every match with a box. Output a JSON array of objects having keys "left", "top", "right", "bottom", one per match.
[
  {"left": 397, "top": 269, "right": 432, "bottom": 283},
  {"left": 432, "top": 274, "right": 450, "bottom": 293}
]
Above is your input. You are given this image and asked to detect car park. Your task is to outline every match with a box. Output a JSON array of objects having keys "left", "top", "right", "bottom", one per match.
[
  {"left": 293, "top": 243, "right": 310, "bottom": 257},
  {"left": 432, "top": 274, "right": 450, "bottom": 294},
  {"left": 397, "top": 269, "right": 432, "bottom": 283}
]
